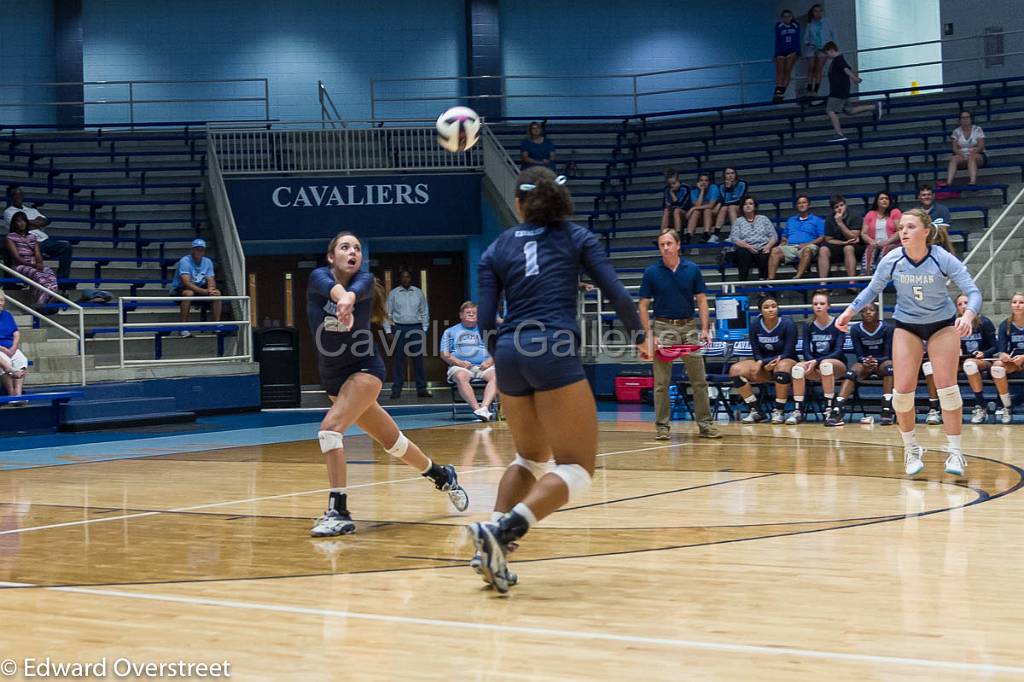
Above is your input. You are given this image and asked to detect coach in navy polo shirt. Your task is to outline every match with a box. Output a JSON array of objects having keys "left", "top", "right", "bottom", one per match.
[{"left": 638, "top": 228, "right": 720, "bottom": 440}]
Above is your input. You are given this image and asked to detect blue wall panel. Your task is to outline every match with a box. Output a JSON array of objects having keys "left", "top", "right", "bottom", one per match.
[
  {"left": 0, "top": 0, "right": 57, "bottom": 126},
  {"left": 81, "top": 0, "right": 466, "bottom": 123},
  {"left": 500, "top": 0, "right": 779, "bottom": 116}
]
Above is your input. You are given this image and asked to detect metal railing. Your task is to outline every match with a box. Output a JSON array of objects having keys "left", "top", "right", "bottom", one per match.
[
  {"left": 481, "top": 124, "right": 519, "bottom": 216},
  {"left": 963, "top": 184, "right": 1024, "bottom": 304},
  {"left": 370, "top": 29, "right": 1024, "bottom": 119},
  {"left": 0, "top": 78, "right": 270, "bottom": 129},
  {"left": 318, "top": 80, "right": 344, "bottom": 129},
  {"left": 579, "top": 275, "right": 878, "bottom": 355},
  {"left": 208, "top": 121, "right": 482, "bottom": 174},
  {"left": 205, "top": 144, "right": 246, "bottom": 305},
  {"left": 0, "top": 263, "right": 87, "bottom": 385},
  {"left": 114, "top": 295, "right": 252, "bottom": 368}
]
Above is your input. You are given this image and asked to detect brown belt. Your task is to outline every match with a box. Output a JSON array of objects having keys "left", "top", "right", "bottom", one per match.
[{"left": 655, "top": 317, "right": 693, "bottom": 326}]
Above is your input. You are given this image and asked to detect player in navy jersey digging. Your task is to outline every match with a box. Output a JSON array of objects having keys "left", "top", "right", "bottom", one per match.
[
  {"left": 730, "top": 294, "right": 798, "bottom": 424},
  {"left": 836, "top": 209, "right": 982, "bottom": 477},
  {"left": 833, "top": 302, "right": 894, "bottom": 426},
  {"left": 307, "top": 232, "right": 468, "bottom": 537},
  {"left": 468, "top": 167, "right": 649, "bottom": 593}
]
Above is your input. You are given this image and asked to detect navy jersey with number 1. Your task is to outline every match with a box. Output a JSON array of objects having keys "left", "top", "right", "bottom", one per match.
[
  {"left": 478, "top": 222, "right": 643, "bottom": 395},
  {"left": 961, "top": 315, "right": 997, "bottom": 357}
]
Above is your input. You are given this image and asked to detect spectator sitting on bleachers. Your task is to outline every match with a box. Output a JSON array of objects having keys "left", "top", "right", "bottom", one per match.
[
  {"left": 803, "top": 4, "right": 835, "bottom": 95},
  {"left": 773, "top": 9, "right": 801, "bottom": 103},
  {"left": 440, "top": 301, "right": 496, "bottom": 422},
  {"left": 945, "top": 110, "right": 987, "bottom": 187},
  {"left": 729, "top": 195, "right": 777, "bottom": 281},
  {"left": 818, "top": 194, "right": 863, "bottom": 279},
  {"left": 4, "top": 186, "right": 74, "bottom": 291},
  {"left": 5, "top": 212, "right": 57, "bottom": 310},
  {"left": 789, "top": 289, "right": 847, "bottom": 425},
  {"left": 168, "top": 238, "right": 222, "bottom": 337},
  {"left": 660, "top": 167, "right": 691, "bottom": 235},
  {"left": 731, "top": 294, "right": 797, "bottom": 424},
  {"left": 861, "top": 191, "right": 902, "bottom": 273},
  {"left": 519, "top": 122, "right": 556, "bottom": 171},
  {"left": 767, "top": 195, "right": 825, "bottom": 280},
  {"left": 823, "top": 42, "right": 882, "bottom": 143},
  {"left": 0, "top": 291, "right": 29, "bottom": 406},
  {"left": 684, "top": 172, "right": 721, "bottom": 244},
  {"left": 915, "top": 184, "right": 953, "bottom": 231},
  {"left": 711, "top": 167, "right": 747, "bottom": 243}
]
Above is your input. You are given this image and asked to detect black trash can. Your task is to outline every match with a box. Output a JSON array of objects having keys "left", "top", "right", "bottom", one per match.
[{"left": 253, "top": 327, "right": 301, "bottom": 408}]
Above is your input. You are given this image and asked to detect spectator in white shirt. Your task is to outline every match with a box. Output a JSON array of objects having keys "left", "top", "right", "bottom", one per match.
[
  {"left": 945, "top": 110, "right": 987, "bottom": 187},
  {"left": 4, "top": 185, "right": 74, "bottom": 290}
]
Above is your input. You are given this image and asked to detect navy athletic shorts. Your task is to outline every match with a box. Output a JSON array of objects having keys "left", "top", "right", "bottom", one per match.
[
  {"left": 893, "top": 317, "right": 956, "bottom": 342},
  {"left": 318, "top": 353, "right": 386, "bottom": 396},
  {"left": 493, "top": 330, "right": 586, "bottom": 397}
]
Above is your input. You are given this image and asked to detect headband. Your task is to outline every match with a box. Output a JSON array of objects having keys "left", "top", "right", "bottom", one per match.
[{"left": 519, "top": 175, "right": 567, "bottom": 192}]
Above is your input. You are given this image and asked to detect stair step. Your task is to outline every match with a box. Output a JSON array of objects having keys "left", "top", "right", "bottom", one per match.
[
  {"left": 59, "top": 396, "right": 179, "bottom": 421},
  {"left": 58, "top": 410, "right": 196, "bottom": 432}
]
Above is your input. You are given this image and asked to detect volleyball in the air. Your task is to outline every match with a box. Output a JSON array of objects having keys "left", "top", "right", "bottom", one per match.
[{"left": 436, "top": 106, "right": 481, "bottom": 152}]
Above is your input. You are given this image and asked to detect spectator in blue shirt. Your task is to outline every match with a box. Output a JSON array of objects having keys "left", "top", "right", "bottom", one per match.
[
  {"left": 519, "top": 122, "right": 556, "bottom": 171},
  {"left": 768, "top": 195, "right": 826, "bottom": 279},
  {"left": 773, "top": 10, "right": 800, "bottom": 102},
  {"left": 684, "top": 173, "right": 721, "bottom": 244},
  {"left": 711, "top": 167, "right": 748, "bottom": 242},
  {"left": 0, "top": 291, "right": 29, "bottom": 405},
  {"left": 169, "top": 238, "right": 221, "bottom": 336},
  {"left": 440, "top": 301, "right": 496, "bottom": 421}
]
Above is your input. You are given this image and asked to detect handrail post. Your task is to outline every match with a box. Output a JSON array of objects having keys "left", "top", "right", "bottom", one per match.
[
  {"left": 738, "top": 63, "right": 745, "bottom": 105},
  {"left": 263, "top": 78, "right": 270, "bottom": 122},
  {"left": 79, "top": 307, "right": 86, "bottom": 386},
  {"left": 632, "top": 75, "right": 638, "bottom": 116},
  {"left": 128, "top": 81, "right": 134, "bottom": 130},
  {"left": 118, "top": 297, "right": 125, "bottom": 369}
]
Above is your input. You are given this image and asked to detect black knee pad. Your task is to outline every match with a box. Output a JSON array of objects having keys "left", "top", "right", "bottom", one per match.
[
  {"left": 883, "top": 364, "right": 894, "bottom": 377},
  {"left": 844, "top": 370, "right": 858, "bottom": 383},
  {"left": 774, "top": 371, "right": 792, "bottom": 385},
  {"left": 731, "top": 376, "right": 749, "bottom": 388}
]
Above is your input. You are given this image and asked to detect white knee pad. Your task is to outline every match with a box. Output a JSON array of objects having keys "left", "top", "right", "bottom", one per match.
[
  {"left": 922, "top": 361, "right": 934, "bottom": 376},
  {"left": 963, "top": 360, "right": 980, "bottom": 376},
  {"left": 938, "top": 385, "right": 963, "bottom": 411},
  {"left": 891, "top": 390, "right": 915, "bottom": 413},
  {"left": 991, "top": 365, "right": 1007, "bottom": 379},
  {"left": 551, "top": 464, "right": 593, "bottom": 502},
  {"left": 820, "top": 362, "right": 834, "bottom": 376},
  {"left": 511, "top": 454, "right": 550, "bottom": 479},
  {"left": 318, "top": 430, "right": 344, "bottom": 454},
  {"left": 791, "top": 364, "right": 806, "bottom": 380},
  {"left": 385, "top": 432, "right": 410, "bottom": 458}
]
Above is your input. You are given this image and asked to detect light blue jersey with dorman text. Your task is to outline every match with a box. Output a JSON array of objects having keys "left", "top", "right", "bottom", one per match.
[{"left": 850, "top": 246, "right": 981, "bottom": 324}]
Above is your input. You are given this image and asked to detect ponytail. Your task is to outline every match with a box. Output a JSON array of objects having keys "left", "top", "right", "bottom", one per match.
[{"left": 515, "top": 166, "right": 573, "bottom": 228}]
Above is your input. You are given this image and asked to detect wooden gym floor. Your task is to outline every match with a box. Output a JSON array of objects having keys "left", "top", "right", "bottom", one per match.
[{"left": 1, "top": 417, "right": 1023, "bottom": 680}]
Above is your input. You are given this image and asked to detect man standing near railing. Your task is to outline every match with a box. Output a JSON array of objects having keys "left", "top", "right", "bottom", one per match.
[
  {"left": 638, "top": 229, "right": 721, "bottom": 440},
  {"left": 385, "top": 269, "right": 431, "bottom": 399}
]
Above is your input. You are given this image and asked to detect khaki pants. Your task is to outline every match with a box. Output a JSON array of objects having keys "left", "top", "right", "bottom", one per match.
[{"left": 652, "top": 319, "right": 713, "bottom": 431}]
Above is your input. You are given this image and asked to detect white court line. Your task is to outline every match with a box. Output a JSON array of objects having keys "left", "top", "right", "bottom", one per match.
[
  {"left": 16, "top": 584, "right": 1021, "bottom": 676},
  {"left": 0, "top": 441, "right": 684, "bottom": 538}
]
